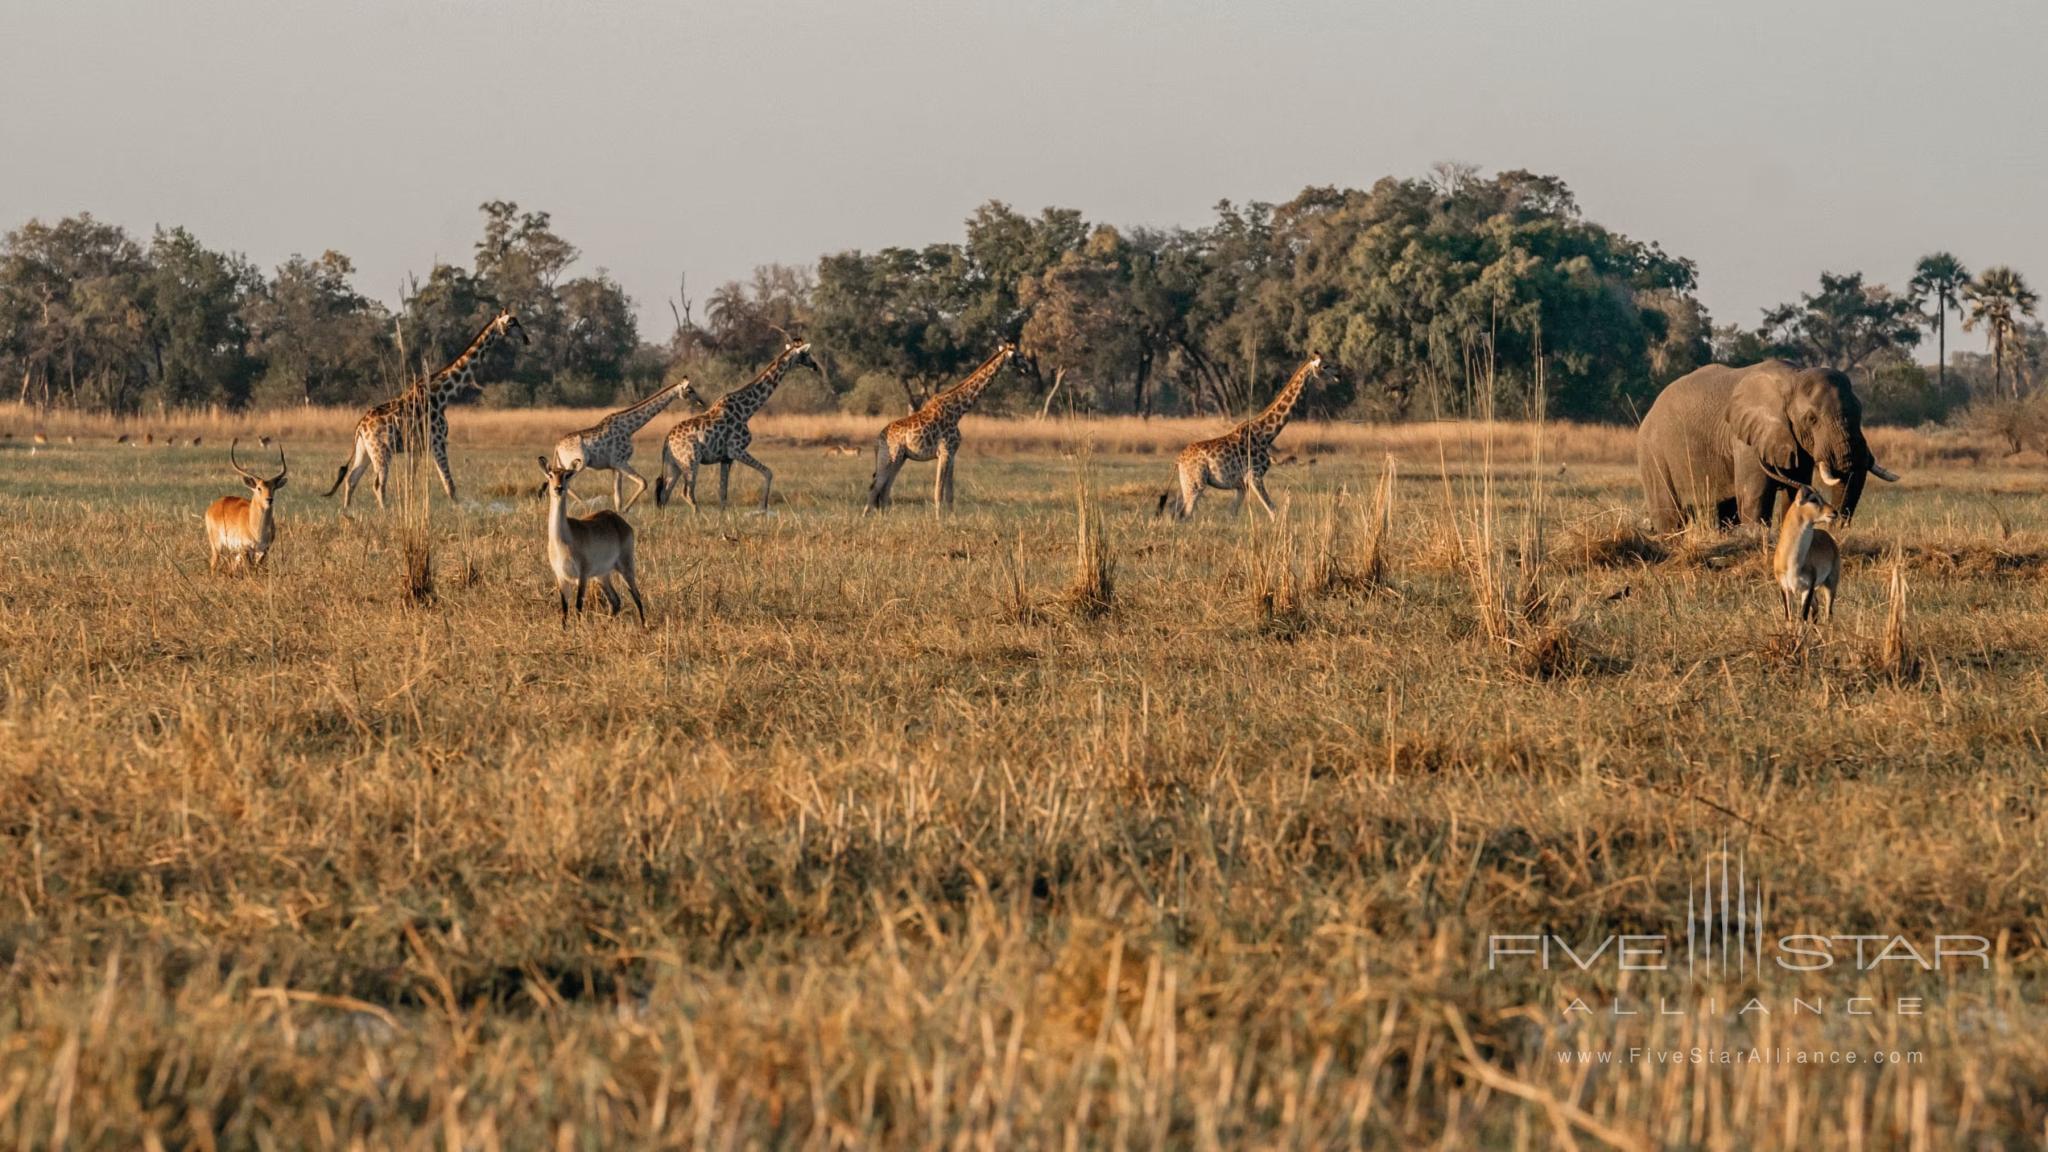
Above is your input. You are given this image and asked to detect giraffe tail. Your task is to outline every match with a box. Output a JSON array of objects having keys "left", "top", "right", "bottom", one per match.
[
  {"left": 1155, "top": 490, "right": 1172, "bottom": 518},
  {"left": 322, "top": 459, "right": 350, "bottom": 498}
]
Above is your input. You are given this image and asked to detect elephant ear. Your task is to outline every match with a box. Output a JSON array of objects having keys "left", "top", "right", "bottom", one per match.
[{"left": 1727, "top": 368, "right": 1801, "bottom": 471}]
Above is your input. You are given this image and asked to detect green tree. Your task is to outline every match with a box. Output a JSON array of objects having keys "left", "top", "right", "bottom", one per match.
[
  {"left": 1757, "top": 272, "right": 1921, "bottom": 372},
  {"left": 141, "top": 226, "right": 263, "bottom": 409},
  {"left": 1907, "top": 252, "right": 1970, "bottom": 395},
  {"left": 1962, "top": 266, "right": 2041, "bottom": 399},
  {"left": 813, "top": 245, "right": 974, "bottom": 406},
  {"left": 243, "top": 251, "right": 390, "bottom": 408},
  {"left": 1020, "top": 227, "right": 1150, "bottom": 413},
  {"left": 0, "top": 214, "right": 151, "bottom": 411},
  {"left": 555, "top": 269, "right": 640, "bottom": 390}
]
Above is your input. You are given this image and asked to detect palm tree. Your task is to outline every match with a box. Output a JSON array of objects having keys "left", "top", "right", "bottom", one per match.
[
  {"left": 1963, "top": 267, "right": 2041, "bottom": 400},
  {"left": 1907, "top": 253, "right": 1969, "bottom": 395}
]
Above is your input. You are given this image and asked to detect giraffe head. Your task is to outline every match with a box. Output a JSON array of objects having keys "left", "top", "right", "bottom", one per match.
[
  {"left": 1296, "top": 353, "right": 1333, "bottom": 396},
  {"left": 491, "top": 307, "right": 530, "bottom": 346},
  {"left": 780, "top": 339, "right": 818, "bottom": 375}
]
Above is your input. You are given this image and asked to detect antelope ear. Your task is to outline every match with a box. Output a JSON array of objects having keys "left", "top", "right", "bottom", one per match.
[
  {"left": 243, "top": 474, "right": 260, "bottom": 489},
  {"left": 1728, "top": 367, "right": 1800, "bottom": 472},
  {"left": 270, "top": 477, "right": 287, "bottom": 490},
  {"left": 537, "top": 455, "right": 551, "bottom": 474}
]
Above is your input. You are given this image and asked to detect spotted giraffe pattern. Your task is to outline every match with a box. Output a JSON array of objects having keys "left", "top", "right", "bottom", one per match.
[
  {"left": 549, "top": 379, "right": 706, "bottom": 510},
  {"left": 654, "top": 341, "right": 817, "bottom": 511},
  {"left": 865, "top": 343, "right": 1021, "bottom": 513},
  {"left": 324, "top": 309, "right": 527, "bottom": 509},
  {"left": 1158, "top": 354, "right": 1326, "bottom": 520}
]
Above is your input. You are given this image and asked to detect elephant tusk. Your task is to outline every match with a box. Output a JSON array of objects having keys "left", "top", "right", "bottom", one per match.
[
  {"left": 1870, "top": 463, "right": 1899, "bottom": 482},
  {"left": 1816, "top": 461, "right": 1841, "bottom": 487}
]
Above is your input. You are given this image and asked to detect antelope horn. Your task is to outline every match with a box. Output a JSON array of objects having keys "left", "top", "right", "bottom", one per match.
[
  {"left": 228, "top": 438, "right": 258, "bottom": 481},
  {"left": 1757, "top": 461, "right": 1802, "bottom": 491},
  {"left": 272, "top": 443, "right": 288, "bottom": 483}
]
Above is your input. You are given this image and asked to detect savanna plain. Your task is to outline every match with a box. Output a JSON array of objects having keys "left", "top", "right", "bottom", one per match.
[{"left": 3, "top": 407, "right": 2048, "bottom": 1149}]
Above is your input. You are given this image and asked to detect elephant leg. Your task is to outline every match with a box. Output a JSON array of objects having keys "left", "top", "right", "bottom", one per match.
[
  {"left": 1736, "top": 475, "right": 1776, "bottom": 527},
  {"left": 1640, "top": 457, "right": 1686, "bottom": 533}
]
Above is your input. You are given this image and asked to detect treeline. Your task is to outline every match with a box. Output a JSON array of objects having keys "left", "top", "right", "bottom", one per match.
[
  {"left": 0, "top": 202, "right": 647, "bottom": 415},
  {"left": 4, "top": 167, "right": 2039, "bottom": 423}
]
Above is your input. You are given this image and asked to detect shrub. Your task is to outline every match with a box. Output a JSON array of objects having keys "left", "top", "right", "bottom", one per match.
[{"left": 843, "top": 372, "right": 910, "bottom": 417}]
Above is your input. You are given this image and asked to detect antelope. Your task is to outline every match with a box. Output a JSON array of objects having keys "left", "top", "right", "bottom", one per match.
[
  {"left": 1775, "top": 485, "right": 1841, "bottom": 624},
  {"left": 205, "top": 440, "right": 288, "bottom": 574},
  {"left": 538, "top": 457, "right": 646, "bottom": 626}
]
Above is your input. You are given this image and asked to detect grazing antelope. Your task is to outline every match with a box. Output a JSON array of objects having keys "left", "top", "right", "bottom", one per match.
[
  {"left": 1775, "top": 485, "right": 1841, "bottom": 624},
  {"left": 205, "top": 440, "right": 288, "bottom": 574},
  {"left": 538, "top": 457, "right": 646, "bottom": 626},
  {"left": 1158, "top": 354, "right": 1328, "bottom": 520}
]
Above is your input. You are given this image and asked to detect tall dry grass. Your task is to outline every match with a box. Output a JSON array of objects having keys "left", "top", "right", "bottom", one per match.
[{"left": 3, "top": 432, "right": 2048, "bottom": 1147}]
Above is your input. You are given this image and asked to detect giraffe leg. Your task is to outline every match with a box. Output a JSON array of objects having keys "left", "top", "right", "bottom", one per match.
[
  {"left": 736, "top": 451, "right": 773, "bottom": 512},
  {"left": 936, "top": 447, "right": 959, "bottom": 510},
  {"left": 654, "top": 447, "right": 681, "bottom": 508},
  {"left": 864, "top": 441, "right": 900, "bottom": 513},
  {"left": 1231, "top": 484, "right": 1247, "bottom": 516},
  {"left": 878, "top": 452, "right": 908, "bottom": 508},
  {"left": 1249, "top": 472, "right": 1278, "bottom": 519},
  {"left": 611, "top": 469, "right": 625, "bottom": 511},
  {"left": 431, "top": 435, "right": 458, "bottom": 502},
  {"left": 619, "top": 546, "right": 647, "bottom": 625},
  {"left": 1176, "top": 463, "right": 1201, "bottom": 521},
  {"left": 617, "top": 463, "right": 649, "bottom": 512},
  {"left": 333, "top": 442, "right": 372, "bottom": 509},
  {"left": 368, "top": 445, "right": 391, "bottom": 511},
  {"left": 718, "top": 460, "right": 732, "bottom": 508}
]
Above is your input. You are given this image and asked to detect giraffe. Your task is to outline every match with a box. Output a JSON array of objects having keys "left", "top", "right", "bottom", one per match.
[
  {"left": 864, "top": 342, "right": 1022, "bottom": 513},
  {"left": 547, "top": 378, "right": 707, "bottom": 510},
  {"left": 323, "top": 308, "right": 527, "bottom": 509},
  {"left": 653, "top": 340, "right": 818, "bottom": 511},
  {"left": 1157, "top": 354, "right": 1328, "bottom": 521}
]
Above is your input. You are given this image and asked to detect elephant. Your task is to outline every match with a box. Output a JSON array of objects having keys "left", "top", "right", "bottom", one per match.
[{"left": 1637, "top": 360, "right": 1898, "bottom": 533}]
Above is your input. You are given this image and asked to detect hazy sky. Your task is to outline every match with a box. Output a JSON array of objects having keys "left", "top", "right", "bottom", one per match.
[{"left": 4, "top": 0, "right": 2043, "bottom": 344}]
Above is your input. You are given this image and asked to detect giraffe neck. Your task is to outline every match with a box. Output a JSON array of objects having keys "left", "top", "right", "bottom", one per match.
[
  {"left": 1244, "top": 360, "right": 1317, "bottom": 443},
  {"left": 605, "top": 380, "right": 689, "bottom": 436},
  {"left": 423, "top": 319, "right": 511, "bottom": 406},
  {"left": 719, "top": 349, "right": 803, "bottom": 419},
  {"left": 930, "top": 348, "right": 1014, "bottom": 422}
]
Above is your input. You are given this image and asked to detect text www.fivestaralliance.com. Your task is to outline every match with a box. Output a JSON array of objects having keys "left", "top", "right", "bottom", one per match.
[{"left": 1557, "top": 1048, "right": 1923, "bottom": 1066}]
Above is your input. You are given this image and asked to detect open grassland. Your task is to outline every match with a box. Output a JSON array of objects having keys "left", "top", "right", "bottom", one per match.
[{"left": 3, "top": 411, "right": 2048, "bottom": 1148}]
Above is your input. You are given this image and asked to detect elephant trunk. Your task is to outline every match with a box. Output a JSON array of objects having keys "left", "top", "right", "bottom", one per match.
[{"left": 1827, "top": 431, "right": 1881, "bottom": 523}]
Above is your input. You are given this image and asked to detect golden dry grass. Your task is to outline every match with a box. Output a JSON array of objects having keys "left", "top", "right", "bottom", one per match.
[{"left": 2, "top": 412, "right": 2047, "bottom": 1148}]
